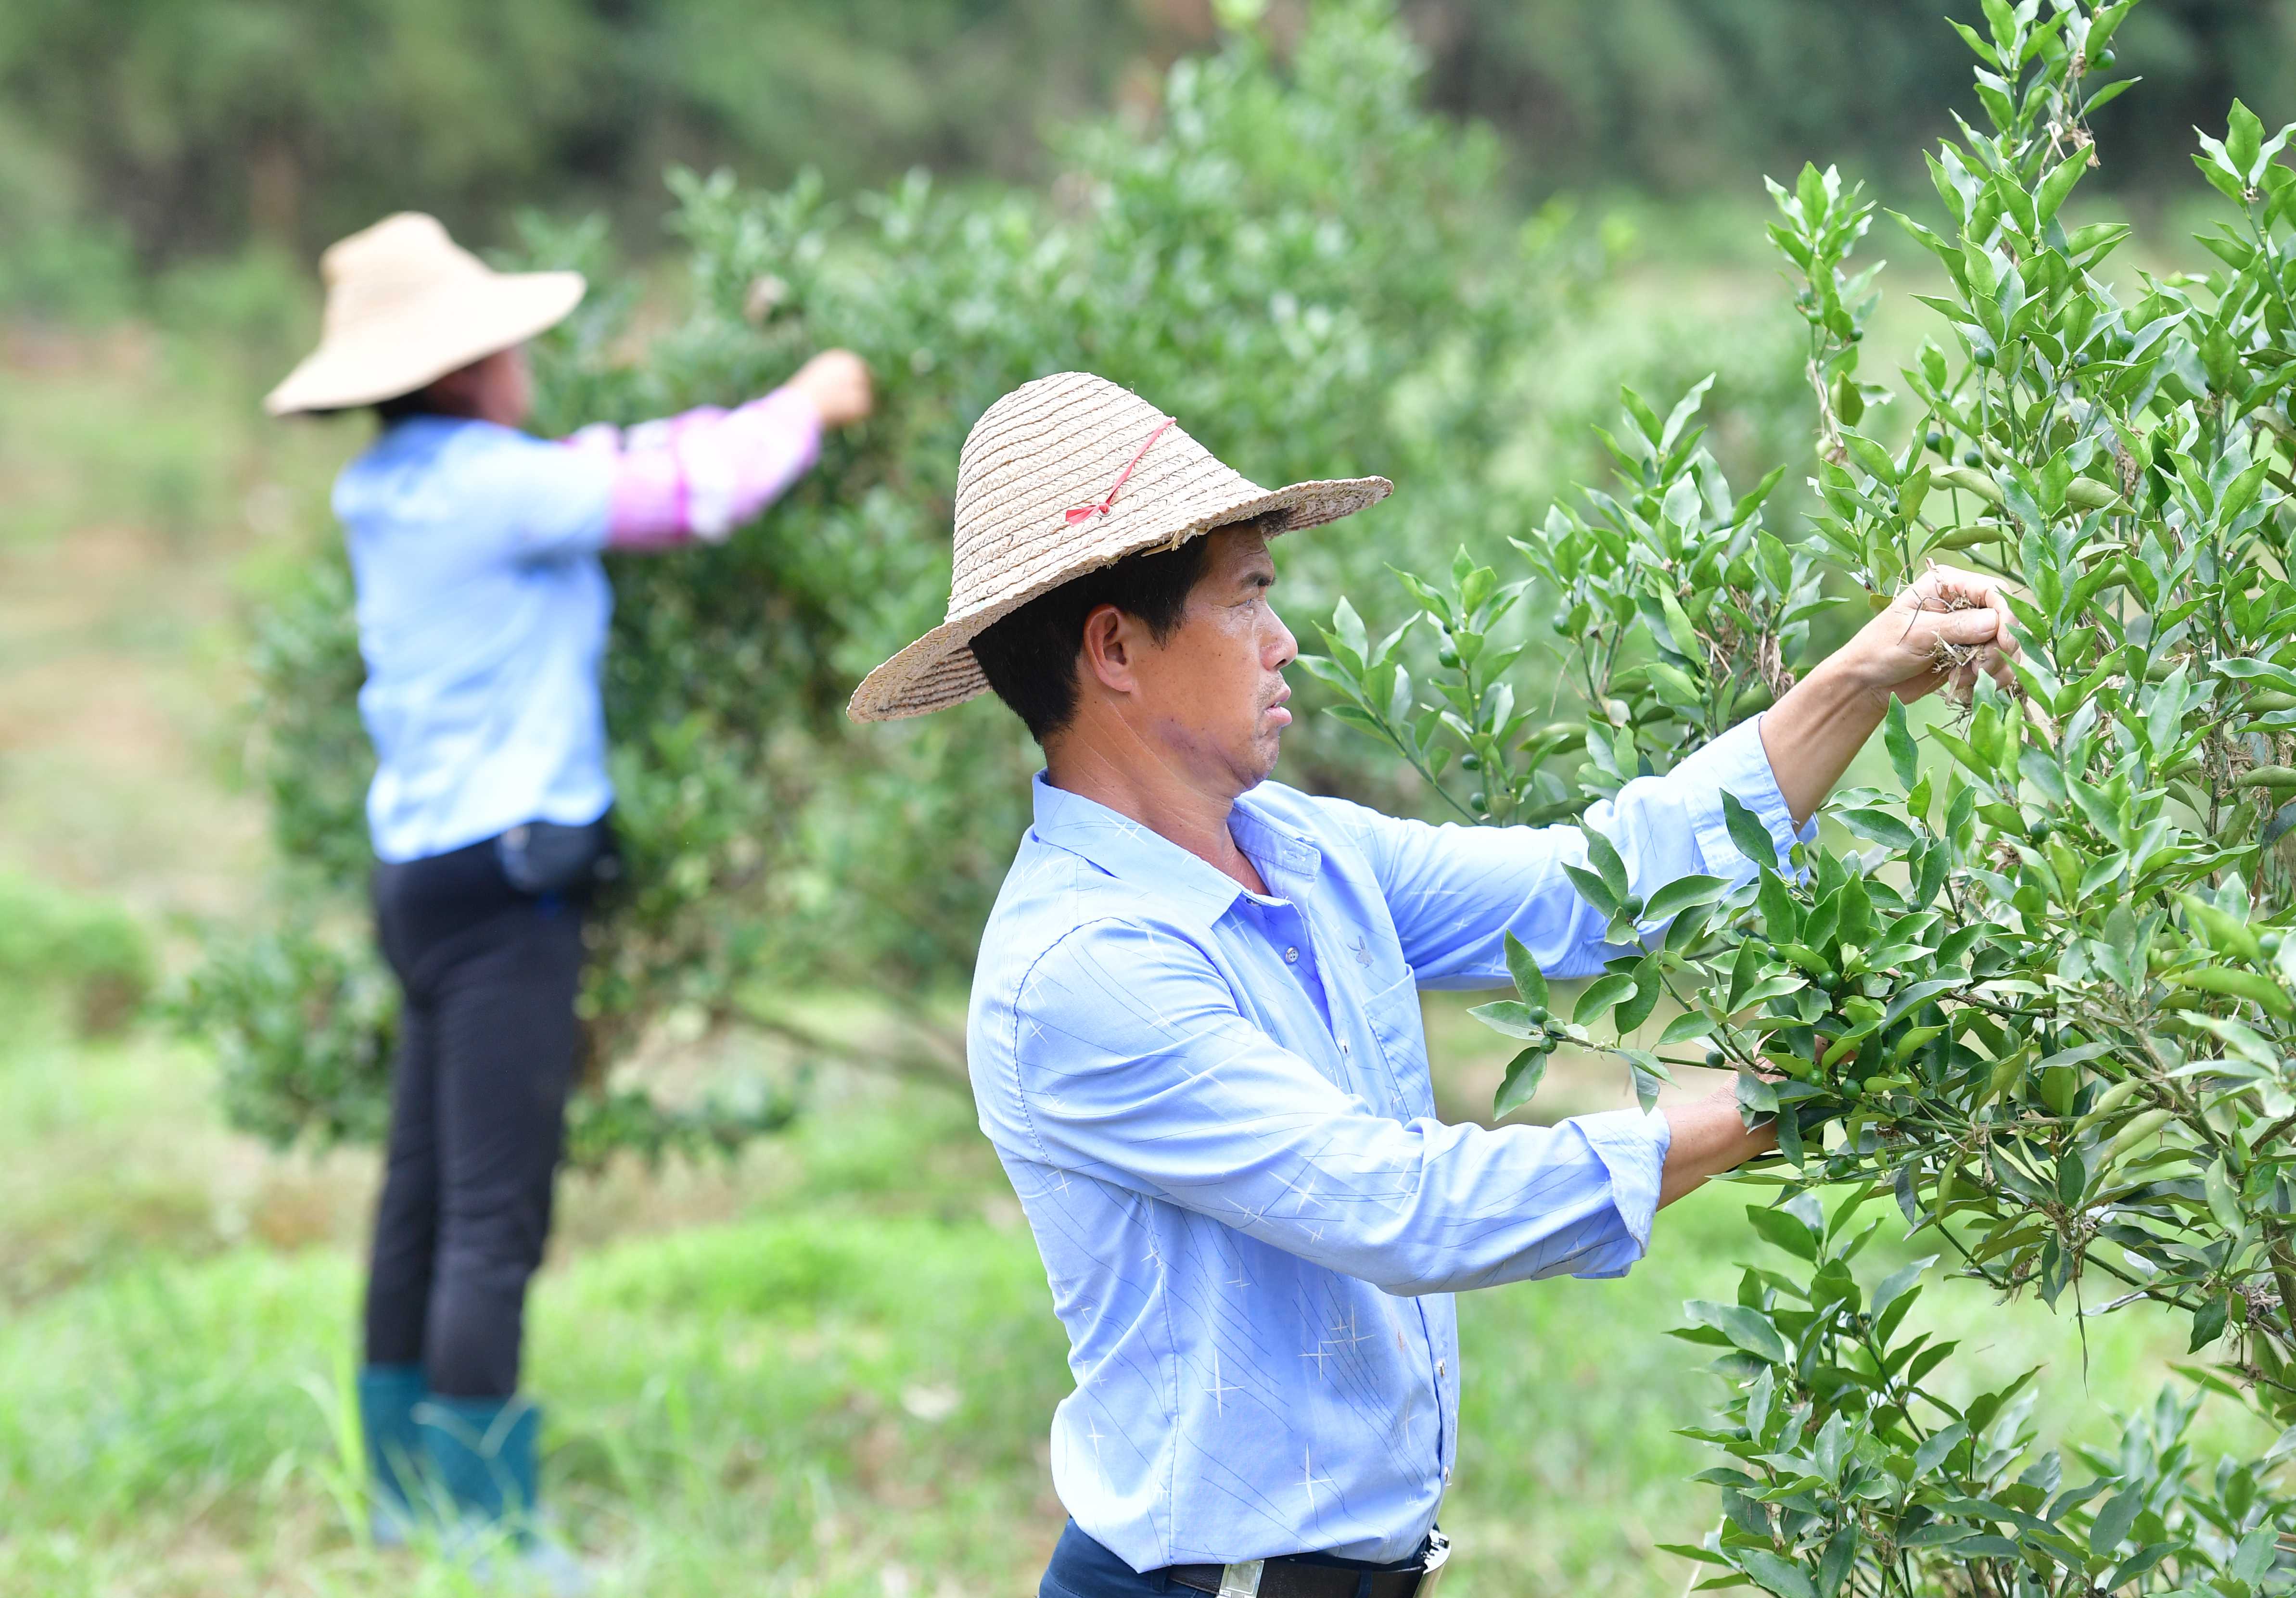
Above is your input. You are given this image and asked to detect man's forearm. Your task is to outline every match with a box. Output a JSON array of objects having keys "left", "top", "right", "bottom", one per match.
[
  {"left": 1757, "top": 656, "right": 1887, "bottom": 829},
  {"left": 1658, "top": 1092, "right": 1776, "bottom": 1209}
]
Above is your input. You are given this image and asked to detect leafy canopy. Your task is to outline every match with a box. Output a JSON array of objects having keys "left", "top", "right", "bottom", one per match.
[{"left": 1313, "top": 2, "right": 2296, "bottom": 1594}]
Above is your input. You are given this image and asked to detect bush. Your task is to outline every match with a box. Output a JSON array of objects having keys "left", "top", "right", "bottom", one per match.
[
  {"left": 1312, "top": 1, "right": 2296, "bottom": 1591},
  {"left": 0, "top": 872, "right": 153, "bottom": 1038},
  {"left": 190, "top": 0, "right": 1631, "bottom": 1156}
]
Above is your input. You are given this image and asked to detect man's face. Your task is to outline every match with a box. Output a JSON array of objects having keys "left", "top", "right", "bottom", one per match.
[{"left": 1126, "top": 526, "right": 1298, "bottom": 794}]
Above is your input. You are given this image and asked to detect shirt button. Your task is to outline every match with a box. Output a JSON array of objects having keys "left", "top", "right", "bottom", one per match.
[
  {"left": 1338, "top": 1040, "right": 1351, "bottom": 1054},
  {"left": 1284, "top": 947, "right": 1300, "bottom": 964},
  {"left": 1437, "top": 1359, "right": 1447, "bottom": 1377}
]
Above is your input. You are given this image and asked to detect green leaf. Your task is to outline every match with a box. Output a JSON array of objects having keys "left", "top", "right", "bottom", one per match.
[
  {"left": 1871, "top": 1256, "right": 1935, "bottom": 1319},
  {"left": 1502, "top": 931, "right": 1549, "bottom": 1011},
  {"left": 1329, "top": 596, "right": 1369, "bottom": 665},
  {"left": 2233, "top": 1526, "right": 2278, "bottom": 1584},
  {"left": 2205, "top": 1159, "right": 2246, "bottom": 1233},
  {"left": 1913, "top": 1422, "right": 1969, "bottom": 1475},
  {"left": 1615, "top": 954, "right": 1667, "bottom": 1034},
  {"left": 1659, "top": 592, "right": 1704, "bottom": 661},
  {"left": 2189, "top": 1294, "right": 2229, "bottom": 1351},
  {"left": 2034, "top": 150, "right": 2087, "bottom": 224},
  {"left": 1644, "top": 875, "right": 1728, "bottom": 924},
  {"left": 1884, "top": 698, "right": 1919, "bottom": 792},
  {"left": 1467, "top": 999, "right": 1542, "bottom": 1041},
  {"left": 1815, "top": 1526, "right": 1857, "bottom": 1598},
  {"left": 1736, "top": 1550, "right": 1817, "bottom": 1598},
  {"left": 1721, "top": 792, "right": 1782, "bottom": 869},
  {"left": 1575, "top": 973, "right": 1636, "bottom": 1024},
  {"left": 1684, "top": 1300, "right": 1791, "bottom": 1365},
  {"left": 1658, "top": 1011, "right": 1717, "bottom": 1045},
  {"left": 1495, "top": 1046, "right": 1548, "bottom": 1117},
  {"left": 1837, "top": 806, "right": 1918, "bottom": 850},
  {"left": 1562, "top": 862, "right": 1621, "bottom": 919},
  {"left": 1745, "top": 1205, "right": 1818, "bottom": 1261},
  {"left": 1584, "top": 826, "right": 1632, "bottom": 902},
  {"left": 2089, "top": 1485, "right": 2142, "bottom": 1556}
]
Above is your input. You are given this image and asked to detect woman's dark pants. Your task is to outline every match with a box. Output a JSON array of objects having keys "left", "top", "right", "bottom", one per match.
[{"left": 364, "top": 837, "right": 586, "bottom": 1399}]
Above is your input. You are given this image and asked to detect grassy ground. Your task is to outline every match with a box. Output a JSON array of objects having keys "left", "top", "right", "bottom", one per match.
[
  {"left": 0, "top": 199, "right": 2260, "bottom": 1595},
  {"left": 0, "top": 987, "right": 2254, "bottom": 1598}
]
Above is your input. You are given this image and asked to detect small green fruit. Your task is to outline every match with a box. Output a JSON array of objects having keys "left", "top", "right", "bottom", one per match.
[
  {"left": 2097, "top": 48, "right": 2115, "bottom": 67},
  {"left": 1925, "top": 429, "right": 1945, "bottom": 451},
  {"left": 1460, "top": 753, "right": 1481, "bottom": 771},
  {"left": 1962, "top": 449, "right": 1984, "bottom": 468},
  {"left": 1622, "top": 895, "right": 1645, "bottom": 918},
  {"left": 1704, "top": 1045, "right": 1727, "bottom": 1069},
  {"left": 1815, "top": 971, "right": 1840, "bottom": 993},
  {"left": 1528, "top": 1004, "right": 1551, "bottom": 1025},
  {"left": 1552, "top": 612, "right": 1572, "bottom": 634},
  {"left": 2263, "top": 931, "right": 2285, "bottom": 958},
  {"left": 1975, "top": 347, "right": 1997, "bottom": 368}
]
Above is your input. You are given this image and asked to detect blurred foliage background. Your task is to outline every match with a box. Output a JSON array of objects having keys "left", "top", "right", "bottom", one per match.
[{"left": 3, "top": 0, "right": 2293, "bottom": 305}]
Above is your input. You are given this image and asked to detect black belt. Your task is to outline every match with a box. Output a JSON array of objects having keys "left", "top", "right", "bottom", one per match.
[{"left": 1157, "top": 1556, "right": 1428, "bottom": 1598}]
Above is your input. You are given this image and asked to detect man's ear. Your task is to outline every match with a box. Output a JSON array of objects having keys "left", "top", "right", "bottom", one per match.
[{"left": 1078, "top": 603, "right": 1140, "bottom": 696}]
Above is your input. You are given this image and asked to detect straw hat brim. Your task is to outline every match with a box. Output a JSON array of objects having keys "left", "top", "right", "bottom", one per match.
[
  {"left": 846, "top": 472, "right": 1391, "bottom": 723},
  {"left": 263, "top": 270, "right": 585, "bottom": 415}
]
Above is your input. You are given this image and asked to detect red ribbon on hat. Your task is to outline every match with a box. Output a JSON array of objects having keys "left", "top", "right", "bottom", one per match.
[{"left": 1065, "top": 416, "right": 1175, "bottom": 525}]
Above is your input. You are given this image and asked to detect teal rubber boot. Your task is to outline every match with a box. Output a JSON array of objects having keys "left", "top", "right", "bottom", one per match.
[
  {"left": 355, "top": 1363, "right": 426, "bottom": 1547},
  {"left": 415, "top": 1395, "right": 591, "bottom": 1594}
]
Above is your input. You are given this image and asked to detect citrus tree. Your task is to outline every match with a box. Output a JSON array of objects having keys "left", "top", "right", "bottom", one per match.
[{"left": 1309, "top": 2, "right": 2296, "bottom": 1592}]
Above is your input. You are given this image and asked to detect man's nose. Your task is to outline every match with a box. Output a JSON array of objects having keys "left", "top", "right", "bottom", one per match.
[{"left": 1265, "top": 605, "right": 1298, "bottom": 670}]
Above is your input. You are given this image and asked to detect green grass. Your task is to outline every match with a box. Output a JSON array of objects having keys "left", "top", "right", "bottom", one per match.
[{"left": 0, "top": 979, "right": 2266, "bottom": 1598}]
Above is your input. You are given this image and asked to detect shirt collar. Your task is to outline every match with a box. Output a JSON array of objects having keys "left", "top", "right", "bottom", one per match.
[{"left": 1028, "top": 772, "right": 1324, "bottom": 920}]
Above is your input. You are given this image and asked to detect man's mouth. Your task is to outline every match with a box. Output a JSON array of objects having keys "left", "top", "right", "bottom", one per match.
[{"left": 1265, "top": 685, "right": 1292, "bottom": 729}]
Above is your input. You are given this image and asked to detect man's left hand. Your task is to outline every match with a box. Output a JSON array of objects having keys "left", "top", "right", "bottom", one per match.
[{"left": 1831, "top": 564, "right": 2022, "bottom": 706}]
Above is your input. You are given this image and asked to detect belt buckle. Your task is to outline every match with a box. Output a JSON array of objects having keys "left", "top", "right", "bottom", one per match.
[
  {"left": 1415, "top": 1531, "right": 1452, "bottom": 1596},
  {"left": 1215, "top": 1561, "right": 1263, "bottom": 1597}
]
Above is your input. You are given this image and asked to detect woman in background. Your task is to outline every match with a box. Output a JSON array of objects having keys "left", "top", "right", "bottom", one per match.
[{"left": 268, "top": 212, "right": 871, "bottom": 1588}]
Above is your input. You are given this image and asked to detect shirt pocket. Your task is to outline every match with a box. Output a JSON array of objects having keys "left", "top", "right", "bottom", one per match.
[{"left": 1359, "top": 970, "right": 1436, "bottom": 1120}]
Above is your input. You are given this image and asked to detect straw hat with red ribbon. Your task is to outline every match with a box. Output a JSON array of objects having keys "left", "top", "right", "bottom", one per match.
[
  {"left": 847, "top": 371, "right": 1390, "bottom": 723},
  {"left": 265, "top": 213, "right": 585, "bottom": 416}
]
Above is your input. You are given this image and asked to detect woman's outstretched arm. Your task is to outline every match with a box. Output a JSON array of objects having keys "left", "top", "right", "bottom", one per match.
[{"left": 568, "top": 350, "right": 872, "bottom": 551}]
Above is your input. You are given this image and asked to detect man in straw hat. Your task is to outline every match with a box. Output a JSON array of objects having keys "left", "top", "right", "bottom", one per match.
[
  {"left": 269, "top": 212, "right": 871, "bottom": 1584},
  {"left": 850, "top": 371, "right": 2017, "bottom": 1596}
]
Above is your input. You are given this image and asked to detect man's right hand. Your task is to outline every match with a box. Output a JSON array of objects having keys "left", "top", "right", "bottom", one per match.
[{"left": 791, "top": 349, "right": 874, "bottom": 429}]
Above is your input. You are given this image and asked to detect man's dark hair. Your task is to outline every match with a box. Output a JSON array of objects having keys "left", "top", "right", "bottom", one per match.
[
  {"left": 969, "top": 534, "right": 1214, "bottom": 744},
  {"left": 373, "top": 387, "right": 446, "bottom": 424}
]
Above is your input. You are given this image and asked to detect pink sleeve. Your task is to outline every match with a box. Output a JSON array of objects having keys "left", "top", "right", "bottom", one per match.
[{"left": 567, "top": 387, "right": 824, "bottom": 551}]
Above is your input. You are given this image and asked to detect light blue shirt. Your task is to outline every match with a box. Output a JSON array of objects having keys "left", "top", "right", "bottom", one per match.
[
  {"left": 335, "top": 417, "right": 618, "bottom": 862},
  {"left": 968, "top": 717, "right": 1813, "bottom": 1573}
]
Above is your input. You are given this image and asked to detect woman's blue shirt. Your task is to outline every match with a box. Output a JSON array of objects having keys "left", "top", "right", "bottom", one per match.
[{"left": 335, "top": 416, "right": 618, "bottom": 864}]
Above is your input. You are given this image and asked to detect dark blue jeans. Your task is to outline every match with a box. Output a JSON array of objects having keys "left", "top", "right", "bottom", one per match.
[
  {"left": 365, "top": 837, "right": 588, "bottom": 1398},
  {"left": 1039, "top": 1522, "right": 1429, "bottom": 1598},
  {"left": 1039, "top": 1522, "right": 1176, "bottom": 1597}
]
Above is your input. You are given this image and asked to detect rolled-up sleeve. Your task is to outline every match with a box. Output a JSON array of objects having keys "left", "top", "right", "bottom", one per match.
[
  {"left": 1328, "top": 715, "right": 1816, "bottom": 984},
  {"left": 571, "top": 387, "right": 823, "bottom": 549},
  {"left": 991, "top": 917, "right": 1667, "bottom": 1291}
]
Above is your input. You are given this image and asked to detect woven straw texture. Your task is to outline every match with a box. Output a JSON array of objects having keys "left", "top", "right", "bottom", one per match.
[
  {"left": 848, "top": 371, "right": 1390, "bottom": 722},
  {"left": 266, "top": 213, "right": 584, "bottom": 415}
]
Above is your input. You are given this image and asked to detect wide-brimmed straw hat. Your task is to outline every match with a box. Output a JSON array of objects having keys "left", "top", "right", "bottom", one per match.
[
  {"left": 847, "top": 371, "right": 1391, "bottom": 723},
  {"left": 264, "top": 212, "right": 585, "bottom": 416}
]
